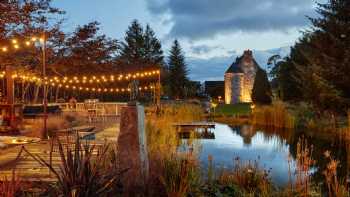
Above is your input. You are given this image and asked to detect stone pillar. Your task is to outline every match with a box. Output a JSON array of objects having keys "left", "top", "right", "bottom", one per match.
[{"left": 117, "top": 103, "right": 149, "bottom": 195}]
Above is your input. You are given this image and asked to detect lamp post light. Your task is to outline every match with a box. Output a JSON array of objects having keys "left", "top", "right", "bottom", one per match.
[{"left": 41, "top": 32, "right": 48, "bottom": 139}]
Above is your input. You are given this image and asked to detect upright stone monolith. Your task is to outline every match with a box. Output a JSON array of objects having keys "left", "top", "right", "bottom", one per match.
[{"left": 117, "top": 103, "right": 149, "bottom": 195}]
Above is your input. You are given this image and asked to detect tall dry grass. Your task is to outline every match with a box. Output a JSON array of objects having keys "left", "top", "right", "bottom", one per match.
[
  {"left": 146, "top": 104, "right": 203, "bottom": 196},
  {"left": 160, "top": 153, "right": 202, "bottom": 197},
  {"left": 0, "top": 170, "right": 23, "bottom": 197},
  {"left": 251, "top": 101, "right": 295, "bottom": 129},
  {"left": 294, "top": 138, "right": 315, "bottom": 195},
  {"left": 218, "top": 160, "right": 272, "bottom": 197},
  {"left": 146, "top": 104, "right": 203, "bottom": 158},
  {"left": 323, "top": 151, "right": 349, "bottom": 197},
  {"left": 28, "top": 112, "right": 85, "bottom": 138}
]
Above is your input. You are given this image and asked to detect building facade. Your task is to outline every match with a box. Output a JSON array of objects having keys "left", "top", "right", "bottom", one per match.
[{"left": 225, "top": 50, "right": 259, "bottom": 104}]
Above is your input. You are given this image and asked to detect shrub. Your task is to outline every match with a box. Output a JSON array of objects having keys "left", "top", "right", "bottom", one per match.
[
  {"left": 34, "top": 137, "right": 125, "bottom": 196},
  {"left": 160, "top": 154, "right": 201, "bottom": 197},
  {"left": 252, "top": 67, "right": 272, "bottom": 105}
]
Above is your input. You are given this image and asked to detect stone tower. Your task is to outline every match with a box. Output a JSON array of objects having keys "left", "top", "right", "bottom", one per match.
[{"left": 224, "top": 50, "right": 259, "bottom": 104}]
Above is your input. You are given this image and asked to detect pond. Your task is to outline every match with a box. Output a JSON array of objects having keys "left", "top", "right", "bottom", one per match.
[{"left": 179, "top": 123, "right": 349, "bottom": 187}]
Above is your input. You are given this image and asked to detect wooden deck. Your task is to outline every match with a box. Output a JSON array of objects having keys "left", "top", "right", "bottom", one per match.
[
  {"left": 0, "top": 141, "right": 59, "bottom": 181},
  {"left": 0, "top": 124, "right": 119, "bottom": 182}
]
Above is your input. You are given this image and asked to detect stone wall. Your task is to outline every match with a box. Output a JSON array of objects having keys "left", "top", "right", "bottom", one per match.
[
  {"left": 224, "top": 73, "right": 233, "bottom": 104},
  {"left": 225, "top": 73, "right": 244, "bottom": 104}
]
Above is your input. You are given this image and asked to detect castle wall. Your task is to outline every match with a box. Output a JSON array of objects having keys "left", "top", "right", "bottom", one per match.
[
  {"left": 224, "top": 73, "right": 233, "bottom": 104},
  {"left": 241, "top": 60, "right": 257, "bottom": 103},
  {"left": 224, "top": 50, "right": 259, "bottom": 104},
  {"left": 225, "top": 73, "right": 244, "bottom": 104}
]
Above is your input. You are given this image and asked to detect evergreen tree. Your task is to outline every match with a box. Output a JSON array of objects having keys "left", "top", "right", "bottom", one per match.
[
  {"left": 119, "top": 20, "right": 164, "bottom": 71},
  {"left": 252, "top": 68, "right": 272, "bottom": 105},
  {"left": 168, "top": 40, "right": 189, "bottom": 99},
  {"left": 271, "top": 0, "right": 350, "bottom": 112},
  {"left": 297, "top": 0, "right": 350, "bottom": 111},
  {"left": 144, "top": 25, "right": 164, "bottom": 66}
]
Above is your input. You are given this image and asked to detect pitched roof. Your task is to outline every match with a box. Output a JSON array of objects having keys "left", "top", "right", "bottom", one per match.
[
  {"left": 225, "top": 62, "right": 243, "bottom": 73},
  {"left": 225, "top": 50, "right": 261, "bottom": 74}
]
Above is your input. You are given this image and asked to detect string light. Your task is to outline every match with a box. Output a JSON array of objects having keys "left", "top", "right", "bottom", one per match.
[
  {"left": 0, "top": 66, "right": 160, "bottom": 95},
  {"left": 0, "top": 35, "right": 44, "bottom": 53}
]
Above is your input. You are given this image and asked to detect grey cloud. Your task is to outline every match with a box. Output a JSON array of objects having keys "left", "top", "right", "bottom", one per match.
[
  {"left": 187, "top": 47, "right": 291, "bottom": 81},
  {"left": 146, "top": 0, "right": 323, "bottom": 39},
  {"left": 190, "top": 45, "right": 223, "bottom": 55}
]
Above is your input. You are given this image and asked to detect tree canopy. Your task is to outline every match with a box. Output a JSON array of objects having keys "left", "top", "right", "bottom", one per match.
[
  {"left": 252, "top": 68, "right": 272, "bottom": 105},
  {"left": 270, "top": 0, "right": 350, "bottom": 112},
  {"left": 168, "top": 40, "right": 189, "bottom": 99},
  {"left": 119, "top": 20, "right": 164, "bottom": 71}
]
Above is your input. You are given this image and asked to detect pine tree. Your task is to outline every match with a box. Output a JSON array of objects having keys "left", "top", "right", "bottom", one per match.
[
  {"left": 168, "top": 40, "right": 189, "bottom": 99},
  {"left": 298, "top": 0, "right": 350, "bottom": 111},
  {"left": 119, "top": 20, "right": 164, "bottom": 71},
  {"left": 119, "top": 20, "right": 145, "bottom": 69},
  {"left": 252, "top": 68, "right": 272, "bottom": 105},
  {"left": 272, "top": 0, "right": 350, "bottom": 112},
  {"left": 144, "top": 25, "right": 164, "bottom": 66}
]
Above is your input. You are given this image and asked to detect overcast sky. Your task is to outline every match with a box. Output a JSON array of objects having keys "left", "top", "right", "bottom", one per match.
[{"left": 53, "top": 0, "right": 324, "bottom": 80}]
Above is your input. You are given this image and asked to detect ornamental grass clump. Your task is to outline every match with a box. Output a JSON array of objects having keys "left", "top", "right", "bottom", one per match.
[
  {"left": 251, "top": 101, "right": 295, "bottom": 129},
  {"left": 323, "top": 151, "right": 349, "bottom": 197},
  {"left": 146, "top": 104, "right": 203, "bottom": 157},
  {"left": 217, "top": 158, "right": 273, "bottom": 197},
  {"left": 159, "top": 153, "right": 202, "bottom": 197},
  {"left": 35, "top": 137, "right": 125, "bottom": 197}
]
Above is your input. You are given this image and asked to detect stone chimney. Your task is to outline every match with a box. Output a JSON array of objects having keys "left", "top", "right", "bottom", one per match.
[{"left": 243, "top": 50, "right": 253, "bottom": 57}]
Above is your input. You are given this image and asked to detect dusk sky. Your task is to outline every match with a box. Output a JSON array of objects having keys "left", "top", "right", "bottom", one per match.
[{"left": 53, "top": 0, "right": 324, "bottom": 80}]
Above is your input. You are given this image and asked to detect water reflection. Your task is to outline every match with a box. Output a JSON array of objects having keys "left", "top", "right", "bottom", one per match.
[{"left": 179, "top": 123, "right": 349, "bottom": 187}]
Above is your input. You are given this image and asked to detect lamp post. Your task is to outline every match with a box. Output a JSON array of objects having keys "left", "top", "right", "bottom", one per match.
[{"left": 41, "top": 32, "right": 48, "bottom": 139}]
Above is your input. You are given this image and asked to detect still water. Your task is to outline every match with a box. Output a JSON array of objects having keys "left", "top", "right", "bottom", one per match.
[{"left": 180, "top": 123, "right": 349, "bottom": 186}]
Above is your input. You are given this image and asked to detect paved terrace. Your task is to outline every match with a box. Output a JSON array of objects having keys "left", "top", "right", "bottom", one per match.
[{"left": 0, "top": 102, "right": 124, "bottom": 181}]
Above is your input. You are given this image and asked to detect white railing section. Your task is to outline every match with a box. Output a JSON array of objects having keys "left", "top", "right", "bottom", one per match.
[{"left": 57, "top": 102, "right": 127, "bottom": 116}]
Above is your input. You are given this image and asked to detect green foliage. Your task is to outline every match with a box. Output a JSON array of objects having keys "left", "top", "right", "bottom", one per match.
[
  {"left": 270, "top": 57, "right": 303, "bottom": 101},
  {"left": 56, "top": 21, "right": 119, "bottom": 74},
  {"left": 119, "top": 20, "right": 164, "bottom": 70},
  {"left": 271, "top": 0, "right": 350, "bottom": 112},
  {"left": 160, "top": 154, "right": 202, "bottom": 196},
  {"left": 36, "top": 137, "right": 125, "bottom": 196},
  {"left": 252, "top": 68, "right": 272, "bottom": 105},
  {"left": 215, "top": 103, "right": 251, "bottom": 116},
  {"left": 168, "top": 40, "right": 189, "bottom": 99}
]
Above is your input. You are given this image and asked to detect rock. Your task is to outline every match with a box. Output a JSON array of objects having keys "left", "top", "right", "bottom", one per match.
[{"left": 117, "top": 104, "right": 149, "bottom": 195}]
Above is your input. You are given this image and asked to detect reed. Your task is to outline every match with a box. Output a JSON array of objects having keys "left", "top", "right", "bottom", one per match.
[
  {"left": 159, "top": 153, "right": 201, "bottom": 197},
  {"left": 0, "top": 170, "right": 22, "bottom": 197},
  {"left": 216, "top": 158, "right": 272, "bottom": 197},
  {"left": 251, "top": 101, "right": 295, "bottom": 129},
  {"left": 323, "top": 151, "right": 349, "bottom": 197},
  {"left": 146, "top": 104, "right": 203, "bottom": 158},
  {"left": 146, "top": 104, "right": 203, "bottom": 196}
]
